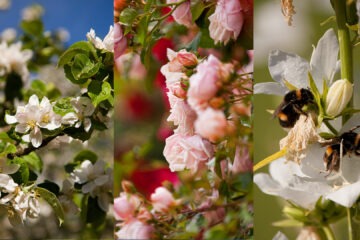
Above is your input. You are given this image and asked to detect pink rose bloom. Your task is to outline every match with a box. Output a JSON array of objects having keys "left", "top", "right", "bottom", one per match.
[
  {"left": 195, "top": 107, "right": 228, "bottom": 142},
  {"left": 167, "top": 93, "right": 196, "bottom": 135},
  {"left": 116, "top": 219, "right": 154, "bottom": 240},
  {"left": 163, "top": 133, "right": 214, "bottom": 173},
  {"left": 114, "top": 193, "right": 142, "bottom": 221},
  {"left": 150, "top": 187, "right": 179, "bottom": 212},
  {"left": 114, "top": 23, "right": 127, "bottom": 59},
  {"left": 208, "top": 0, "right": 245, "bottom": 44},
  {"left": 167, "top": 0, "right": 193, "bottom": 27}
]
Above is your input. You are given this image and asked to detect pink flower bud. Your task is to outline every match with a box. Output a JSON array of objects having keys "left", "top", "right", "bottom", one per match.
[
  {"left": 177, "top": 51, "right": 198, "bottom": 67},
  {"left": 114, "top": 23, "right": 127, "bottom": 59},
  {"left": 114, "top": 193, "right": 141, "bottom": 221},
  {"left": 167, "top": 0, "right": 193, "bottom": 27},
  {"left": 195, "top": 108, "right": 228, "bottom": 142},
  {"left": 150, "top": 187, "right": 178, "bottom": 212}
]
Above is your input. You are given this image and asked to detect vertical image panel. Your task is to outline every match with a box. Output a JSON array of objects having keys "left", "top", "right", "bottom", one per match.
[
  {"left": 0, "top": 1, "right": 114, "bottom": 239},
  {"left": 114, "top": 0, "right": 254, "bottom": 239},
  {"left": 254, "top": 0, "right": 360, "bottom": 239}
]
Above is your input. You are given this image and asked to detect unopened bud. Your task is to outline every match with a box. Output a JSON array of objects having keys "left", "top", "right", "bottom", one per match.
[
  {"left": 121, "top": 180, "right": 136, "bottom": 193},
  {"left": 326, "top": 79, "right": 353, "bottom": 117},
  {"left": 283, "top": 206, "right": 306, "bottom": 222},
  {"left": 177, "top": 52, "right": 198, "bottom": 67}
]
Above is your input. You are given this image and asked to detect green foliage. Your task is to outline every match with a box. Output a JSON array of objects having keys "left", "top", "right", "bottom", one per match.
[{"left": 36, "top": 187, "right": 65, "bottom": 226}]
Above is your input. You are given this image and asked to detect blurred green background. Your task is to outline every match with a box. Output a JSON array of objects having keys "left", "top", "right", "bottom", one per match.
[{"left": 254, "top": 0, "right": 360, "bottom": 239}]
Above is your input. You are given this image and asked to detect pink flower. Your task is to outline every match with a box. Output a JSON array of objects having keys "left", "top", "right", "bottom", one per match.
[
  {"left": 114, "top": 193, "right": 142, "bottom": 221},
  {"left": 231, "top": 146, "right": 252, "bottom": 173},
  {"left": 195, "top": 108, "right": 228, "bottom": 142},
  {"left": 167, "top": 0, "right": 192, "bottom": 27},
  {"left": 208, "top": 0, "right": 245, "bottom": 44},
  {"left": 177, "top": 51, "right": 198, "bottom": 67},
  {"left": 150, "top": 187, "right": 179, "bottom": 212},
  {"left": 167, "top": 93, "right": 196, "bottom": 135},
  {"left": 114, "top": 23, "right": 127, "bottom": 59},
  {"left": 187, "top": 55, "right": 230, "bottom": 111},
  {"left": 116, "top": 219, "right": 154, "bottom": 240},
  {"left": 163, "top": 133, "right": 214, "bottom": 173}
]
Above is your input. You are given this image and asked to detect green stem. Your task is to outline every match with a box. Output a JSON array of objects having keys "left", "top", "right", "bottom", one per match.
[
  {"left": 333, "top": 0, "right": 354, "bottom": 124},
  {"left": 324, "top": 120, "right": 338, "bottom": 135},
  {"left": 322, "top": 225, "right": 336, "bottom": 240},
  {"left": 347, "top": 208, "right": 353, "bottom": 240}
]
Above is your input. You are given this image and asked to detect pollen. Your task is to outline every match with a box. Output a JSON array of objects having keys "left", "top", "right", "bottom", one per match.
[
  {"left": 42, "top": 114, "right": 50, "bottom": 123},
  {"left": 27, "top": 120, "right": 36, "bottom": 128}
]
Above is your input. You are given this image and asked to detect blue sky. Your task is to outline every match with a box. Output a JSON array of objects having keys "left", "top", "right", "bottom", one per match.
[{"left": 0, "top": 0, "right": 113, "bottom": 44}]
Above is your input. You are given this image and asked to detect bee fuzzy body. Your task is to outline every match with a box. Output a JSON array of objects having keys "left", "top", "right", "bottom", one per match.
[
  {"left": 323, "top": 126, "right": 360, "bottom": 173},
  {"left": 275, "top": 88, "right": 314, "bottom": 128}
]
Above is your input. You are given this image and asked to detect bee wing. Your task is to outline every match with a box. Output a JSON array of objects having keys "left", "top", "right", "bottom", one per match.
[{"left": 273, "top": 101, "right": 290, "bottom": 119}]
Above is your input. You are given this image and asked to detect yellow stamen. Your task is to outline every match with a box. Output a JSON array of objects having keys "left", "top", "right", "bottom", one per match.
[{"left": 253, "top": 147, "right": 287, "bottom": 172}]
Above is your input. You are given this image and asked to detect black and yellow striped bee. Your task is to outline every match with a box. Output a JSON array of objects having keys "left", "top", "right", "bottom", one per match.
[
  {"left": 323, "top": 126, "right": 360, "bottom": 173},
  {"left": 274, "top": 88, "right": 315, "bottom": 128}
]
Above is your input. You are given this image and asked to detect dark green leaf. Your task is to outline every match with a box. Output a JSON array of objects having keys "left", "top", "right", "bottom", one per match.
[
  {"left": 64, "top": 65, "right": 88, "bottom": 84},
  {"left": 74, "top": 150, "right": 98, "bottom": 164},
  {"left": 119, "top": 8, "right": 138, "bottom": 26},
  {"left": 36, "top": 187, "right": 65, "bottom": 226},
  {"left": 20, "top": 20, "right": 43, "bottom": 36},
  {"left": 53, "top": 97, "right": 74, "bottom": 116},
  {"left": 191, "top": 0, "right": 206, "bottom": 22},
  {"left": 71, "top": 54, "right": 100, "bottom": 79},
  {"left": 58, "top": 41, "right": 97, "bottom": 67},
  {"left": 88, "top": 81, "right": 112, "bottom": 106},
  {"left": 22, "top": 152, "right": 43, "bottom": 173},
  {"left": 10, "top": 157, "right": 30, "bottom": 184},
  {"left": 37, "top": 181, "right": 60, "bottom": 195}
]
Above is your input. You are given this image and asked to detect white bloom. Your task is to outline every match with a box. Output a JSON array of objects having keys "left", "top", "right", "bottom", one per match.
[
  {"left": 1, "top": 28, "right": 17, "bottom": 42},
  {"left": 254, "top": 29, "right": 339, "bottom": 96},
  {"left": 273, "top": 231, "right": 288, "bottom": 240},
  {"left": 62, "top": 96, "right": 95, "bottom": 132},
  {"left": 55, "top": 28, "right": 70, "bottom": 42},
  {"left": 255, "top": 114, "right": 360, "bottom": 209},
  {"left": 21, "top": 4, "right": 44, "bottom": 21},
  {"left": 86, "top": 26, "right": 113, "bottom": 52},
  {"left": 325, "top": 79, "right": 353, "bottom": 117},
  {"left": 0, "top": 174, "right": 18, "bottom": 198},
  {"left": 0, "top": 41, "right": 32, "bottom": 81},
  {"left": 0, "top": 0, "right": 10, "bottom": 10},
  {"left": 5, "top": 95, "right": 62, "bottom": 148},
  {"left": 71, "top": 160, "right": 112, "bottom": 211},
  {"left": 11, "top": 190, "right": 40, "bottom": 222}
]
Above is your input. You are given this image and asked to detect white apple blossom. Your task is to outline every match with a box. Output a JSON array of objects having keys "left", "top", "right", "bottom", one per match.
[
  {"left": 62, "top": 96, "right": 95, "bottom": 132},
  {"left": 255, "top": 114, "right": 360, "bottom": 209},
  {"left": 0, "top": 0, "right": 10, "bottom": 10},
  {"left": 71, "top": 159, "right": 112, "bottom": 211},
  {"left": 21, "top": 4, "right": 44, "bottom": 21},
  {"left": 254, "top": 29, "right": 339, "bottom": 96},
  {"left": 86, "top": 26, "right": 113, "bottom": 52},
  {"left": 0, "top": 41, "right": 32, "bottom": 81},
  {"left": 5, "top": 94, "right": 62, "bottom": 148},
  {"left": 0, "top": 174, "right": 18, "bottom": 201},
  {"left": 1, "top": 28, "right": 17, "bottom": 42}
]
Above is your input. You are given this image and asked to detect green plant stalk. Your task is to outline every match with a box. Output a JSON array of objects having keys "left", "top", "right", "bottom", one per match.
[
  {"left": 347, "top": 208, "right": 353, "bottom": 240},
  {"left": 333, "top": 0, "right": 353, "bottom": 124},
  {"left": 322, "top": 225, "right": 336, "bottom": 240}
]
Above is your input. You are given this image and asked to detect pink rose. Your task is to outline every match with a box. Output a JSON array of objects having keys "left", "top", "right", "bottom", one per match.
[
  {"left": 114, "top": 23, "right": 127, "bottom": 59},
  {"left": 167, "top": 0, "right": 192, "bottom": 27},
  {"left": 167, "top": 93, "right": 196, "bottom": 135},
  {"left": 208, "top": 0, "right": 244, "bottom": 44},
  {"left": 177, "top": 51, "right": 198, "bottom": 67},
  {"left": 195, "top": 108, "right": 228, "bottom": 142},
  {"left": 163, "top": 133, "right": 214, "bottom": 173},
  {"left": 116, "top": 219, "right": 154, "bottom": 240},
  {"left": 150, "top": 187, "right": 179, "bottom": 212},
  {"left": 187, "top": 55, "right": 229, "bottom": 111},
  {"left": 114, "top": 193, "right": 142, "bottom": 221}
]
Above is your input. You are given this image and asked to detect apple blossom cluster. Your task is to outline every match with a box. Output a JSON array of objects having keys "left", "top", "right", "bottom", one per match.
[
  {"left": 162, "top": 49, "right": 252, "bottom": 174},
  {"left": 5, "top": 94, "right": 96, "bottom": 148},
  {"left": 0, "top": 41, "right": 32, "bottom": 82},
  {"left": 114, "top": 182, "right": 180, "bottom": 240}
]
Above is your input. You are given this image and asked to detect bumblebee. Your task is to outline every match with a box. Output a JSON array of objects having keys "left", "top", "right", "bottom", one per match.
[
  {"left": 274, "top": 88, "right": 315, "bottom": 128},
  {"left": 323, "top": 126, "right": 360, "bottom": 173}
]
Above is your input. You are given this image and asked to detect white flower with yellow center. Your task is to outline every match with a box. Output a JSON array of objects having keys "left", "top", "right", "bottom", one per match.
[
  {"left": 62, "top": 96, "right": 95, "bottom": 132},
  {"left": 5, "top": 95, "right": 62, "bottom": 148},
  {"left": 86, "top": 26, "right": 114, "bottom": 52}
]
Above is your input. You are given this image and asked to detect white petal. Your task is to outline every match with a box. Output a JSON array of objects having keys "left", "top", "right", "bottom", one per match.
[
  {"left": 82, "top": 182, "right": 95, "bottom": 194},
  {"left": 254, "top": 82, "right": 288, "bottom": 96},
  {"left": 310, "top": 29, "right": 339, "bottom": 90},
  {"left": 30, "top": 127, "right": 42, "bottom": 148},
  {"left": 28, "top": 95, "right": 39, "bottom": 106},
  {"left": 268, "top": 50, "right": 309, "bottom": 89},
  {"left": 97, "top": 194, "right": 110, "bottom": 212},
  {"left": 15, "top": 123, "right": 30, "bottom": 133},
  {"left": 272, "top": 231, "right": 288, "bottom": 240},
  {"left": 62, "top": 112, "right": 78, "bottom": 125},
  {"left": 326, "top": 181, "right": 360, "bottom": 207},
  {"left": 83, "top": 118, "right": 91, "bottom": 132},
  {"left": 5, "top": 114, "right": 17, "bottom": 124},
  {"left": 94, "top": 175, "right": 109, "bottom": 186}
]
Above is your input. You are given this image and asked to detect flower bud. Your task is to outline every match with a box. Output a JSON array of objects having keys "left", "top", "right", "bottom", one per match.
[
  {"left": 150, "top": 187, "right": 179, "bottom": 212},
  {"left": 326, "top": 79, "right": 353, "bottom": 117},
  {"left": 177, "top": 52, "right": 198, "bottom": 67},
  {"left": 283, "top": 206, "right": 306, "bottom": 222}
]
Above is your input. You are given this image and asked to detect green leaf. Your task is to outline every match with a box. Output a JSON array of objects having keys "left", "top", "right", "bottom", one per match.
[
  {"left": 36, "top": 187, "right": 64, "bottom": 226},
  {"left": 10, "top": 157, "right": 30, "bottom": 184},
  {"left": 53, "top": 97, "right": 74, "bottom": 116},
  {"left": 20, "top": 20, "right": 44, "bottom": 36},
  {"left": 308, "top": 72, "right": 324, "bottom": 115},
  {"left": 37, "top": 181, "right": 60, "bottom": 195},
  {"left": 64, "top": 65, "right": 88, "bottom": 84},
  {"left": 119, "top": 8, "right": 138, "bottom": 26},
  {"left": 74, "top": 150, "right": 98, "bottom": 164},
  {"left": 191, "top": 0, "right": 206, "bottom": 22},
  {"left": 58, "top": 41, "right": 97, "bottom": 67},
  {"left": 71, "top": 54, "right": 100, "bottom": 79},
  {"left": 22, "top": 152, "right": 43, "bottom": 173},
  {"left": 88, "top": 81, "right": 112, "bottom": 106}
]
